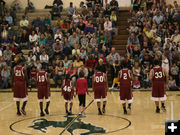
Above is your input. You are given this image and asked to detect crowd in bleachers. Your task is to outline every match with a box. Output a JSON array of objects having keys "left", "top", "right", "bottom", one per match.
[
  {"left": 0, "top": 0, "right": 119, "bottom": 89},
  {"left": 0, "top": 0, "right": 179, "bottom": 90},
  {"left": 123, "top": 0, "right": 180, "bottom": 89}
]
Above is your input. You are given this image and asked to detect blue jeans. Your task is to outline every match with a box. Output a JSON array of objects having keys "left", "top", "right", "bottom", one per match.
[{"left": 2, "top": 78, "right": 9, "bottom": 89}]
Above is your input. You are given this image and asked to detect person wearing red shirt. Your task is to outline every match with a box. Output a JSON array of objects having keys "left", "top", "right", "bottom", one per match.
[
  {"left": 29, "top": 66, "right": 37, "bottom": 89},
  {"left": 85, "top": 54, "right": 97, "bottom": 70},
  {"left": 76, "top": 70, "right": 89, "bottom": 115}
]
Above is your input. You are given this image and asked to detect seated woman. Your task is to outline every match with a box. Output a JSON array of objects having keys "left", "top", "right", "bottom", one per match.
[
  {"left": 132, "top": 62, "right": 141, "bottom": 89},
  {"left": 66, "top": 62, "right": 77, "bottom": 86},
  {"left": 53, "top": 61, "right": 65, "bottom": 88}
]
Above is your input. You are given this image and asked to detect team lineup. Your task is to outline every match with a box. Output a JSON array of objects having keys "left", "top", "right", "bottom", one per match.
[{"left": 12, "top": 59, "right": 168, "bottom": 117}]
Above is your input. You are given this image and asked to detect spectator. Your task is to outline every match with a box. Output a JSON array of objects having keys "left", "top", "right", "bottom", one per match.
[
  {"left": 85, "top": 54, "right": 97, "bottom": 70},
  {"left": 5, "top": 12, "right": 13, "bottom": 25},
  {"left": 73, "top": 55, "right": 84, "bottom": 68},
  {"left": 73, "top": 11, "right": 81, "bottom": 24},
  {"left": 27, "top": 51, "right": 36, "bottom": 65},
  {"left": 3, "top": 46, "right": 12, "bottom": 66},
  {"left": 78, "top": 64, "right": 88, "bottom": 78},
  {"left": 84, "top": 23, "right": 95, "bottom": 35},
  {"left": 32, "top": 16, "right": 43, "bottom": 29},
  {"left": 153, "top": 11, "right": 164, "bottom": 25},
  {"left": 1, "top": 65, "right": 10, "bottom": 89},
  {"left": 170, "top": 62, "right": 179, "bottom": 87},
  {"left": 11, "top": 0, "right": 22, "bottom": 12},
  {"left": 53, "top": 0, "right": 63, "bottom": 12},
  {"left": 43, "top": 15, "right": 51, "bottom": 28},
  {"left": 171, "top": 30, "right": 180, "bottom": 44},
  {"left": 54, "top": 29, "right": 62, "bottom": 40},
  {"left": 68, "top": 32, "right": 79, "bottom": 47},
  {"left": 109, "top": 0, "right": 119, "bottom": 14},
  {"left": 40, "top": 49, "right": 49, "bottom": 66},
  {"left": 29, "top": 66, "right": 37, "bottom": 88},
  {"left": 66, "top": 62, "right": 77, "bottom": 85},
  {"left": 127, "top": 32, "right": 139, "bottom": 45},
  {"left": 19, "top": 15, "right": 29, "bottom": 28},
  {"left": 162, "top": 54, "right": 169, "bottom": 73},
  {"left": 104, "top": 17, "right": 112, "bottom": 33},
  {"left": 51, "top": 4, "right": 60, "bottom": 20},
  {"left": 53, "top": 39, "right": 63, "bottom": 58},
  {"left": 97, "top": 34, "right": 107, "bottom": 50},
  {"left": 29, "top": 30, "right": 38, "bottom": 48},
  {"left": 107, "top": 47, "right": 120, "bottom": 81},
  {"left": 25, "top": 0, "right": 35, "bottom": 13},
  {"left": 54, "top": 61, "right": 65, "bottom": 88},
  {"left": 67, "top": 2, "right": 75, "bottom": 18}
]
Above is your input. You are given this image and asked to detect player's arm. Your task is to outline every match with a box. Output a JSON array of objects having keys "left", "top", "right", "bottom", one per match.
[{"left": 149, "top": 69, "right": 153, "bottom": 82}]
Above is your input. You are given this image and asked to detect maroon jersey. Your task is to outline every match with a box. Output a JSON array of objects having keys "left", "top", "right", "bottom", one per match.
[
  {"left": 119, "top": 69, "right": 131, "bottom": 86},
  {"left": 152, "top": 67, "right": 165, "bottom": 99},
  {"left": 37, "top": 71, "right": 48, "bottom": 86},
  {"left": 93, "top": 72, "right": 106, "bottom": 89},
  {"left": 152, "top": 67, "right": 165, "bottom": 82},
  {"left": 13, "top": 66, "right": 25, "bottom": 82},
  {"left": 62, "top": 80, "right": 73, "bottom": 101}
]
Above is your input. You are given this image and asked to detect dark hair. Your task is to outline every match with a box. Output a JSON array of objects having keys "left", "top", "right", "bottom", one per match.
[
  {"left": 65, "top": 74, "right": 70, "bottom": 80},
  {"left": 122, "top": 60, "right": 127, "bottom": 68},
  {"left": 79, "top": 70, "right": 84, "bottom": 78},
  {"left": 154, "top": 59, "right": 160, "bottom": 66}
]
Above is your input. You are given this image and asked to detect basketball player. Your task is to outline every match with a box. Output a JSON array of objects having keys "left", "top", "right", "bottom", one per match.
[
  {"left": 12, "top": 59, "right": 28, "bottom": 116},
  {"left": 149, "top": 59, "right": 168, "bottom": 113},
  {"left": 62, "top": 74, "right": 74, "bottom": 115},
  {"left": 92, "top": 66, "right": 109, "bottom": 115},
  {"left": 37, "top": 66, "right": 50, "bottom": 116},
  {"left": 118, "top": 61, "right": 133, "bottom": 115}
]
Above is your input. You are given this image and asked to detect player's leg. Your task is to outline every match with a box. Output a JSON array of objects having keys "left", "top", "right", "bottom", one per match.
[
  {"left": 16, "top": 101, "right": 21, "bottom": 116},
  {"left": 102, "top": 101, "right": 106, "bottom": 114},
  {"left": 122, "top": 103, "right": 127, "bottom": 114},
  {"left": 155, "top": 101, "right": 160, "bottom": 113},
  {"left": 69, "top": 101, "right": 73, "bottom": 115},
  {"left": 39, "top": 100, "right": 45, "bottom": 116},
  {"left": 161, "top": 101, "right": 166, "bottom": 112},
  {"left": 45, "top": 100, "right": 50, "bottom": 115},
  {"left": 44, "top": 90, "right": 50, "bottom": 115},
  {"left": 65, "top": 102, "right": 68, "bottom": 115},
  {"left": 21, "top": 100, "right": 27, "bottom": 115},
  {"left": 97, "top": 101, "right": 102, "bottom": 115}
]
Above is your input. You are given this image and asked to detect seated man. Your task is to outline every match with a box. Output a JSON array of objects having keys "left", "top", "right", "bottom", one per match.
[
  {"left": 11, "top": 0, "right": 22, "bottom": 12},
  {"left": 53, "top": 0, "right": 63, "bottom": 12},
  {"left": 50, "top": 4, "right": 60, "bottom": 20}
]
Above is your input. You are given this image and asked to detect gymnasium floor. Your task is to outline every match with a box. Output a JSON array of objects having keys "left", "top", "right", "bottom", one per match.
[{"left": 0, "top": 89, "right": 179, "bottom": 135}]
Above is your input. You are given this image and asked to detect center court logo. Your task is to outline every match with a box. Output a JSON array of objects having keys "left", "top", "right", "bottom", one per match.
[
  {"left": 28, "top": 116, "right": 106, "bottom": 135},
  {"left": 10, "top": 114, "right": 131, "bottom": 135}
]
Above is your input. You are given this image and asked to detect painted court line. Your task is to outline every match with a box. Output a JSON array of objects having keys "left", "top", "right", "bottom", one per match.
[
  {"left": 0, "top": 103, "right": 13, "bottom": 112},
  {"left": 171, "top": 101, "right": 174, "bottom": 120}
]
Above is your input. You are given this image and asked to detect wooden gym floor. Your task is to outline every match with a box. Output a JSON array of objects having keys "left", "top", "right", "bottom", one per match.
[{"left": 0, "top": 89, "right": 179, "bottom": 135}]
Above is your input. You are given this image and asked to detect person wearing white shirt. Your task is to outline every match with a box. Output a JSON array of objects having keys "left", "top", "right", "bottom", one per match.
[
  {"left": 0, "top": 50, "right": 2, "bottom": 56},
  {"left": 40, "top": 50, "right": 49, "bottom": 67},
  {"left": 29, "top": 31, "right": 38, "bottom": 48},
  {"left": 54, "top": 29, "right": 62, "bottom": 40},
  {"left": 104, "top": 17, "right": 112, "bottom": 32},
  {"left": 162, "top": 54, "right": 169, "bottom": 73}
]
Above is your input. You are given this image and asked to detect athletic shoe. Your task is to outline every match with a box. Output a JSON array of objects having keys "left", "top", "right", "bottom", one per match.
[
  {"left": 161, "top": 106, "right": 166, "bottom": 112},
  {"left": 44, "top": 109, "right": 49, "bottom": 115},
  {"left": 109, "top": 87, "right": 114, "bottom": 90},
  {"left": 102, "top": 107, "right": 106, "bottom": 114},
  {"left": 21, "top": 109, "right": 26, "bottom": 115},
  {"left": 68, "top": 111, "right": 72, "bottom": 115},
  {"left": 40, "top": 112, "right": 45, "bottom": 117},
  {"left": 124, "top": 110, "right": 127, "bottom": 115},
  {"left": 17, "top": 111, "right": 21, "bottom": 116},
  {"left": 156, "top": 108, "right": 160, "bottom": 113}
]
